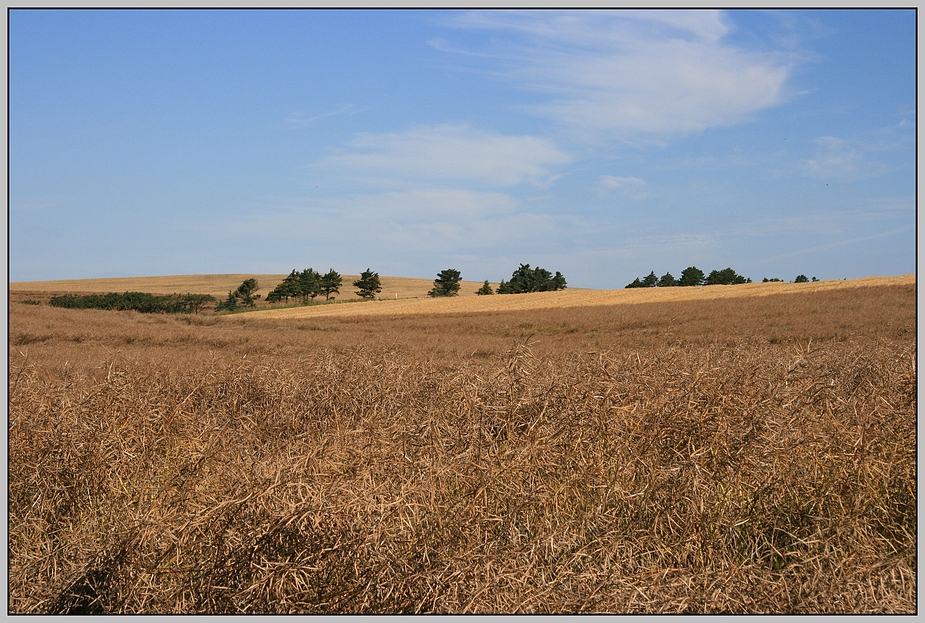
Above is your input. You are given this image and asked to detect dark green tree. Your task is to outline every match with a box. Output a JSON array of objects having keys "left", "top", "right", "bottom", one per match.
[
  {"left": 678, "top": 266, "right": 705, "bottom": 287},
  {"left": 268, "top": 270, "right": 302, "bottom": 304},
  {"left": 705, "top": 267, "right": 748, "bottom": 285},
  {"left": 299, "top": 268, "right": 323, "bottom": 302},
  {"left": 658, "top": 272, "right": 676, "bottom": 287},
  {"left": 551, "top": 271, "right": 567, "bottom": 291},
  {"left": 234, "top": 278, "right": 259, "bottom": 306},
  {"left": 429, "top": 268, "right": 462, "bottom": 297},
  {"left": 642, "top": 271, "right": 658, "bottom": 287},
  {"left": 625, "top": 277, "right": 644, "bottom": 289},
  {"left": 476, "top": 280, "right": 494, "bottom": 295},
  {"left": 530, "top": 266, "right": 554, "bottom": 290},
  {"left": 215, "top": 290, "right": 239, "bottom": 312},
  {"left": 498, "top": 263, "right": 567, "bottom": 294},
  {"left": 320, "top": 269, "right": 343, "bottom": 301},
  {"left": 795, "top": 274, "right": 809, "bottom": 283},
  {"left": 354, "top": 268, "right": 382, "bottom": 300}
]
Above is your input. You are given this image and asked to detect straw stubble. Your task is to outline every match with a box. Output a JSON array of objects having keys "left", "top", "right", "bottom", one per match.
[{"left": 8, "top": 280, "right": 915, "bottom": 613}]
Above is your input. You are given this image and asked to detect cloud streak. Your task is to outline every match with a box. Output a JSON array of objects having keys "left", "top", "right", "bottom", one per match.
[
  {"left": 801, "top": 124, "right": 912, "bottom": 180},
  {"left": 199, "top": 188, "right": 574, "bottom": 265},
  {"left": 761, "top": 226, "right": 914, "bottom": 262},
  {"left": 439, "top": 9, "right": 797, "bottom": 142},
  {"left": 313, "top": 124, "right": 573, "bottom": 188},
  {"left": 285, "top": 104, "right": 359, "bottom": 129}
]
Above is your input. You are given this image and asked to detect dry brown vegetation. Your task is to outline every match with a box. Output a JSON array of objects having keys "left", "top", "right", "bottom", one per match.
[
  {"left": 10, "top": 273, "right": 497, "bottom": 306},
  {"left": 8, "top": 277, "right": 916, "bottom": 613}
]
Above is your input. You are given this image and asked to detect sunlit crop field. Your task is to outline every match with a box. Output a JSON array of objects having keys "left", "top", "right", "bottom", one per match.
[
  {"left": 8, "top": 276, "right": 916, "bottom": 614},
  {"left": 9, "top": 273, "right": 497, "bottom": 304}
]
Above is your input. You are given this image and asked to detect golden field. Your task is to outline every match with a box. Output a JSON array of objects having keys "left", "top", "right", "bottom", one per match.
[
  {"left": 9, "top": 273, "right": 499, "bottom": 304},
  {"left": 10, "top": 272, "right": 913, "bottom": 317},
  {"left": 7, "top": 275, "right": 916, "bottom": 613}
]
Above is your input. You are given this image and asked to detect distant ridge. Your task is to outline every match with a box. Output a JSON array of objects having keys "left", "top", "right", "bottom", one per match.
[
  {"left": 10, "top": 274, "right": 913, "bottom": 319},
  {"left": 9, "top": 273, "right": 505, "bottom": 301}
]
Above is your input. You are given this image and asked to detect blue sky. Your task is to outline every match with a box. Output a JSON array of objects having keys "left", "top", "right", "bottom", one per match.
[{"left": 9, "top": 8, "right": 916, "bottom": 288}]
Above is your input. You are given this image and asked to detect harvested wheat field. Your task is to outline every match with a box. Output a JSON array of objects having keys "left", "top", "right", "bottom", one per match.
[
  {"left": 8, "top": 275, "right": 916, "bottom": 614},
  {"left": 10, "top": 273, "right": 497, "bottom": 306},
  {"left": 254, "top": 274, "right": 915, "bottom": 319}
]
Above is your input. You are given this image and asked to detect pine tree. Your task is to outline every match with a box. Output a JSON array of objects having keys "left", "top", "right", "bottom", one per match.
[
  {"left": 429, "top": 268, "right": 462, "bottom": 297},
  {"left": 551, "top": 271, "right": 567, "bottom": 291},
  {"left": 268, "top": 270, "right": 301, "bottom": 304},
  {"left": 476, "top": 280, "right": 494, "bottom": 295},
  {"left": 658, "top": 272, "right": 676, "bottom": 287},
  {"left": 678, "top": 266, "right": 705, "bottom": 287},
  {"left": 320, "top": 269, "right": 342, "bottom": 301},
  {"left": 354, "top": 268, "right": 382, "bottom": 300},
  {"left": 299, "top": 268, "right": 323, "bottom": 302}
]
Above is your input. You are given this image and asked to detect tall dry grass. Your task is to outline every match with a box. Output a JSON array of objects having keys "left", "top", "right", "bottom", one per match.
[{"left": 8, "top": 282, "right": 916, "bottom": 613}]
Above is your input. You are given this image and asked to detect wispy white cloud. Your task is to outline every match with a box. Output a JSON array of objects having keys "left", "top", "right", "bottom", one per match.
[
  {"left": 722, "top": 197, "right": 913, "bottom": 239},
  {"left": 198, "top": 187, "right": 574, "bottom": 265},
  {"left": 447, "top": 9, "right": 731, "bottom": 48},
  {"left": 285, "top": 104, "right": 359, "bottom": 129},
  {"left": 800, "top": 127, "right": 912, "bottom": 181},
  {"left": 597, "top": 174, "right": 648, "bottom": 199},
  {"left": 761, "top": 226, "right": 914, "bottom": 262},
  {"left": 802, "top": 136, "right": 862, "bottom": 179},
  {"left": 634, "top": 232, "right": 715, "bottom": 249},
  {"left": 598, "top": 175, "right": 645, "bottom": 189},
  {"left": 438, "top": 9, "right": 797, "bottom": 142},
  {"left": 312, "top": 124, "right": 573, "bottom": 187},
  {"left": 353, "top": 188, "right": 520, "bottom": 221}
]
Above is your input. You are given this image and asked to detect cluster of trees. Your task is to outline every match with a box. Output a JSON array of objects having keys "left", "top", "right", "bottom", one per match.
[
  {"left": 45, "top": 264, "right": 823, "bottom": 317},
  {"left": 427, "top": 264, "right": 567, "bottom": 297},
  {"left": 216, "top": 278, "right": 261, "bottom": 311},
  {"left": 498, "top": 264, "right": 566, "bottom": 294},
  {"left": 627, "top": 267, "right": 823, "bottom": 289},
  {"left": 49, "top": 292, "right": 216, "bottom": 314},
  {"left": 497, "top": 264, "right": 567, "bottom": 294},
  {"left": 260, "top": 268, "right": 382, "bottom": 307},
  {"left": 265, "top": 269, "right": 343, "bottom": 304},
  {"left": 626, "top": 266, "right": 750, "bottom": 288}
]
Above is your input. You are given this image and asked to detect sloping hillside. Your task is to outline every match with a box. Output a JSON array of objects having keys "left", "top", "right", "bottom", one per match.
[
  {"left": 253, "top": 274, "right": 915, "bottom": 319},
  {"left": 9, "top": 273, "right": 496, "bottom": 303},
  {"left": 10, "top": 273, "right": 913, "bottom": 319}
]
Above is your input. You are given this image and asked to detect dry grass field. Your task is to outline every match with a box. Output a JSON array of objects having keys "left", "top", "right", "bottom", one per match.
[
  {"left": 8, "top": 275, "right": 916, "bottom": 613},
  {"left": 10, "top": 273, "right": 499, "bottom": 306}
]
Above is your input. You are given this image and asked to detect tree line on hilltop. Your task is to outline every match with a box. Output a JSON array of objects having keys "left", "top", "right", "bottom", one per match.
[
  {"left": 256, "top": 262, "right": 568, "bottom": 305},
  {"left": 625, "top": 267, "right": 818, "bottom": 288},
  {"left": 40, "top": 262, "right": 821, "bottom": 316},
  {"left": 224, "top": 269, "right": 383, "bottom": 312},
  {"left": 429, "top": 263, "right": 567, "bottom": 297}
]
